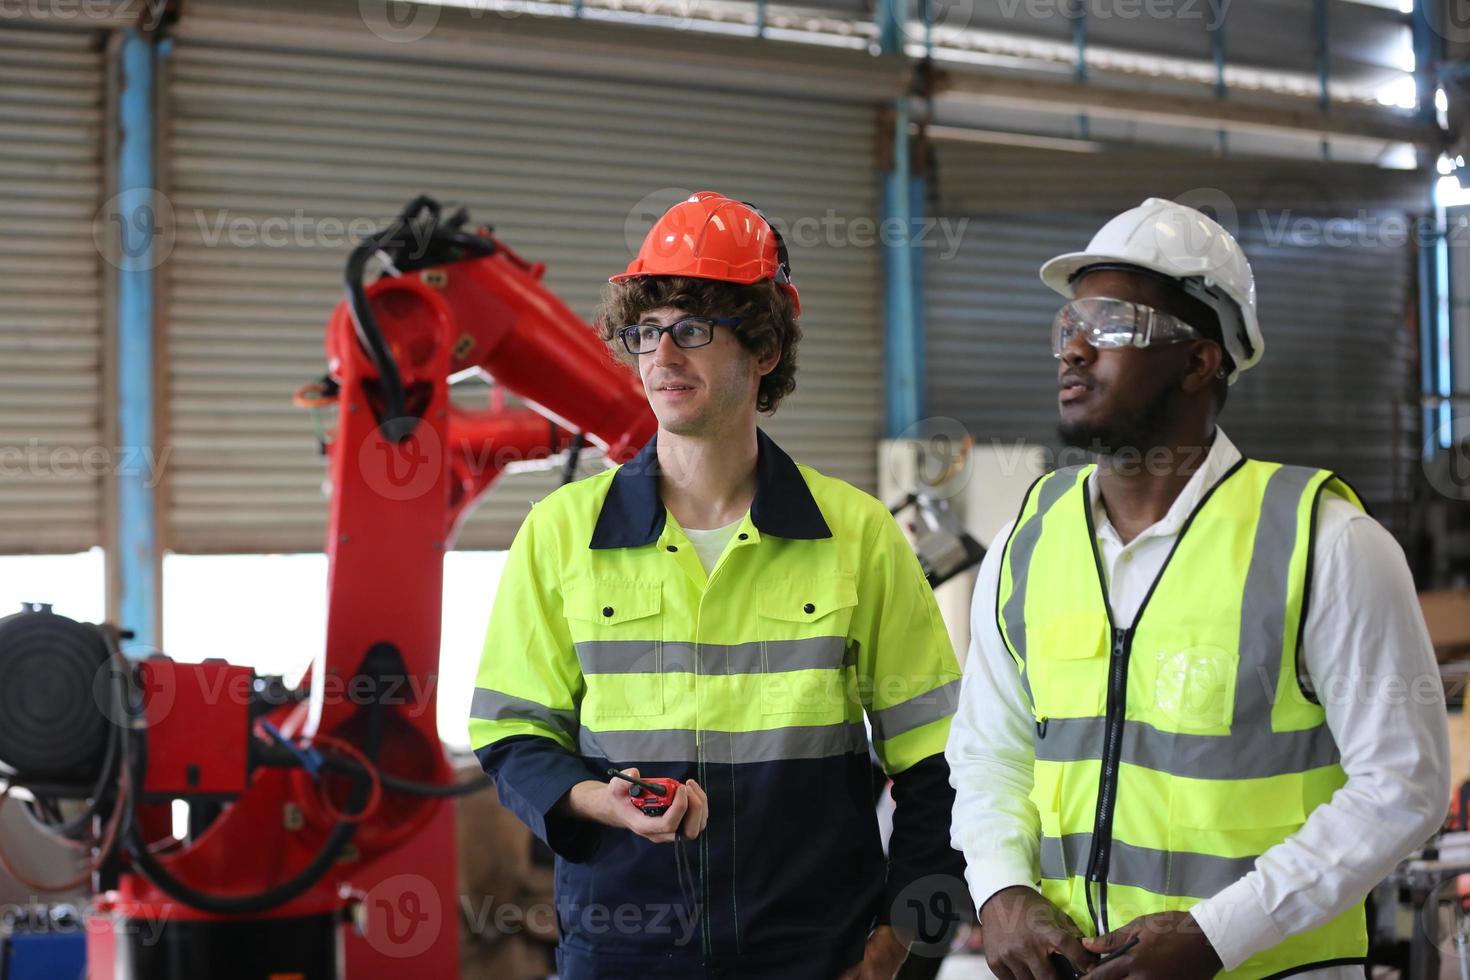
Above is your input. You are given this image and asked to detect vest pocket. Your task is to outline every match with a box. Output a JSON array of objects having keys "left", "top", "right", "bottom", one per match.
[
  {"left": 1029, "top": 614, "right": 1109, "bottom": 719},
  {"left": 756, "top": 576, "right": 857, "bottom": 717},
  {"left": 1164, "top": 772, "right": 1306, "bottom": 899},
  {"left": 1149, "top": 645, "right": 1236, "bottom": 734},
  {"left": 565, "top": 580, "right": 664, "bottom": 717}
]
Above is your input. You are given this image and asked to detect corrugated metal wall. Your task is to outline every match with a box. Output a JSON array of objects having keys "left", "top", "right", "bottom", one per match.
[
  {"left": 926, "top": 143, "right": 1428, "bottom": 523},
  {"left": 0, "top": 26, "right": 106, "bottom": 554},
  {"left": 161, "top": 3, "right": 883, "bottom": 553}
]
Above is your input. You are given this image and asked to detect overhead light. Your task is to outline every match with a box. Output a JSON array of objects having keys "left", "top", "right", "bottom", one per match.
[
  {"left": 1438, "top": 175, "right": 1470, "bottom": 207},
  {"left": 1375, "top": 74, "right": 1418, "bottom": 109},
  {"left": 1439, "top": 154, "right": 1456, "bottom": 175},
  {"left": 1437, "top": 88, "right": 1450, "bottom": 113}
]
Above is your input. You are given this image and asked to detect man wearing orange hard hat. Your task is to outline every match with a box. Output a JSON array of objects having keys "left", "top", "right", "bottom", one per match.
[{"left": 470, "top": 192, "right": 967, "bottom": 979}]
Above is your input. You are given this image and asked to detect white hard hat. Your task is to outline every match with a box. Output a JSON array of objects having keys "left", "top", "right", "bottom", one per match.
[{"left": 1039, "top": 197, "right": 1262, "bottom": 384}]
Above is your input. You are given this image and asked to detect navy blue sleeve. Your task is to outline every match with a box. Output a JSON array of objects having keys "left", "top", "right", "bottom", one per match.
[
  {"left": 475, "top": 734, "right": 606, "bottom": 863},
  {"left": 877, "top": 753, "right": 968, "bottom": 927}
]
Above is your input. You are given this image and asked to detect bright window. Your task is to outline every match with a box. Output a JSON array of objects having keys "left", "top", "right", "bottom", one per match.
[
  {"left": 162, "top": 551, "right": 508, "bottom": 749},
  {"left": 0, "top": 549, "right": 105, "bottom": 624}
]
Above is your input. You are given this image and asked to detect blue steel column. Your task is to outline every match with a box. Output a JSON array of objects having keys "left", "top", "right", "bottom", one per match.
[
  {"left": 115, "top": 29, "right": 160, "bottom": 653},
  {"left": 879, "top": 0, "right": 924, "bottom": 437},
  {"left": 1413, "top": 0, "right": 1446, "bottom": 450}
]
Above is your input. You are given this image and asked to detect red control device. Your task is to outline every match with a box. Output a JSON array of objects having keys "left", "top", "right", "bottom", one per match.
[{"left": 607, "top": 769, "right": 681, "bottom": 817}]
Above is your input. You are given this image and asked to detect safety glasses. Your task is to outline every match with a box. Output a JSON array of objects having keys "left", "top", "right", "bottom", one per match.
[
  {"left": 1051, "top": 297, "right": 1202, "bottom": 359},
  {"left": 618, "top": 316, "right": 740, "bottom": 355}
]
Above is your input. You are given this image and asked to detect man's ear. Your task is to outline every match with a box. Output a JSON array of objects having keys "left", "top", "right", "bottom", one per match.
[
  {"left": 1179, "top": 340, "right": 1223, "bottom": 395},
  {"left": 755, "top": 342, "right": 781, "bottom": 378}
]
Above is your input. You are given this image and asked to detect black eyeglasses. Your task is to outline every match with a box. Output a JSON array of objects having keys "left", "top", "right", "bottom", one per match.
[{"left": 617, "top": 316, "right": 741, "bottom": 355}]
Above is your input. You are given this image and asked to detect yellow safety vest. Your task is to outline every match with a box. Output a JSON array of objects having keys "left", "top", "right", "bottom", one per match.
[{"left": 997, "top": 457, "right": 1368, "bottom": 979}]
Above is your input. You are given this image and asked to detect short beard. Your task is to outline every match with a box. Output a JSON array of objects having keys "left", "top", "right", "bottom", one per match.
[{"left": 1058, "top": 378, "right": 1178, "bottom": 457}]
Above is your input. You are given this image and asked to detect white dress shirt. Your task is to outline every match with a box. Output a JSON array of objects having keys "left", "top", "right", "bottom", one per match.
[{"left": 947, "top": 428, "right": 1450, "bottom": 974}]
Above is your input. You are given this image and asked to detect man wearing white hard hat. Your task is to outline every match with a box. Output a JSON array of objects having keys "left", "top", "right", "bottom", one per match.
[{"left": 946, "top": 199, "right": 1449, "bottom": 979}]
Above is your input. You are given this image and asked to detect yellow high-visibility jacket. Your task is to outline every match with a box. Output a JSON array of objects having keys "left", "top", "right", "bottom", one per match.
[{"left": 470, "top": 428, "right": 964, "bottom": 975}]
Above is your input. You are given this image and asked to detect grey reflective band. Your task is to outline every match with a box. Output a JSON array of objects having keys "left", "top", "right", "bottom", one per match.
[
  {"left": 1234, "top": 465, "right": 1316, "bottom": 725},
  {"left": 579, "top": 721, "right": 866, "bottom": 764},
  {"left": 1033, "top": 715, "right": 1339, "bottom": 779},
  {"left": 869, "top": 679, "right": 961, "bottom": 742},
  {"left": 1040, "top": 833, "right": 1258, "bottom": 899},
  {"left": 999, "top": 466, "right": 1085, "bottom": 705},
  {"left": 575, "top": 636, "right": 848, "bottom": 676},
  {"left": 470, "top": 687, "right": 579, "bottom": 741}
]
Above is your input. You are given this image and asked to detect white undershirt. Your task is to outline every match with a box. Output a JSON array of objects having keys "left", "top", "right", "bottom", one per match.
[
  {"left": 681, "top": 518, "right": 743, "bottom": 576},
  {"left": 946, "top": 428, "right": 1449, "bottom": 975}
]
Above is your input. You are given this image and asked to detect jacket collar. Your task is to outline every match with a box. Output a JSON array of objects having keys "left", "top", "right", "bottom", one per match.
[{"left": 589, "top": 428, "right": 831, "bottom": 549}]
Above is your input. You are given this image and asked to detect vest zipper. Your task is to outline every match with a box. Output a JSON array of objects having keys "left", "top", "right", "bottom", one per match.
[{"left": 1084, "top": 624, "right": 1132, "bottom": 936}]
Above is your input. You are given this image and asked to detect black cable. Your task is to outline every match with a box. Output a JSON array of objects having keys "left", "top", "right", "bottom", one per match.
[
  {"left": 560, "top": 432, "right": 587, "bottom": 486},
  {"left": 344, "top": 196, "right": 438, "bottom": 442},
  {"left": 342, "top": 196, "right": 498, "bottom": 444},
  {"left": 121, "top": 685, "right": 386, "bottom": 915},
  {"left": 261, "top": 745, "right": 492, "bottom": 798}
]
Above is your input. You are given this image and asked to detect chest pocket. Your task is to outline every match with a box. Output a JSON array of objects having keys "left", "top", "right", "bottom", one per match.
[
  {"left": 564, "top": 579, "right": 663, "bottom": 718},
  {"left": 756, "top": 575, "right": 857, "bottom": 717},
  {"left": 1027, "top": 612, "right": 1109, "bottom": 720}
]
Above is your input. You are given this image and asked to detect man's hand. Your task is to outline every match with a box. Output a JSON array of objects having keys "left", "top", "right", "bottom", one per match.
[
  {"left": 562, "top": 768, "right": 708, "bottom": 843},
  {"left": 1082, "top": 911, "right": 1221, "bottom": 980},
  {"left": 979, "top": 886, "right": 1094, "bottom": 980},
  {"left": 835, "top": 924, "right": 909, "bottom": 980}
]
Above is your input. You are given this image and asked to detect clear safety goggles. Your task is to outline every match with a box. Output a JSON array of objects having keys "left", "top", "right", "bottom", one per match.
[{"left": 1051, "top": 296, "right": 1203, "bottom": 359}]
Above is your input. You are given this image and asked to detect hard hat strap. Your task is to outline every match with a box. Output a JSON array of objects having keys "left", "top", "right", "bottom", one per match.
[{"left": 741, "top": 201, "right": 794, "bottom": 287}]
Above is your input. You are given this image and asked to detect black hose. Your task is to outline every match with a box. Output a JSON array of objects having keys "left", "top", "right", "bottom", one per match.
[
  {"left": 342, "top": 197, "right": 498, "bottom": 444},
  {"left": 254, "top": 743, "right": 492, "bottom": 798},
  {"left": 121, "top": 683, "right": 386, "bottom": 915}
]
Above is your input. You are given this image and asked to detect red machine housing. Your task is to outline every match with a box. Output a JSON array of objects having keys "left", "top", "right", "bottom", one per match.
[{"left": 86, "top": 210, "right": 656, "bottom": 978}]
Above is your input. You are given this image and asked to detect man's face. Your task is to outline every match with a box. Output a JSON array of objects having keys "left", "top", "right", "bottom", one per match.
[
  {"left": 634, "top": 306, "right": 765, "bottom": 436},
  {"left": 1055, "top": 269, "right": 1198, "bottom": 454}
]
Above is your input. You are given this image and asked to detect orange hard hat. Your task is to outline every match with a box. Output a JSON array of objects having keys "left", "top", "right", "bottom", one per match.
[{"left": 611, "top": 191, "right": 801, "bottom": 316}]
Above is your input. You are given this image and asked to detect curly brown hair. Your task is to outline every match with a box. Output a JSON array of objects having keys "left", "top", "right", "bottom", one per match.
[{"left": 595, "top": 276, "right": 801, "bottom": 415}]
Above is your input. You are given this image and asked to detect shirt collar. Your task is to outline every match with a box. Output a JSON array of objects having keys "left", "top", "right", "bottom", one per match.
[
  {"left": 589, "top": 427, "right": 832, "bottom": 549},
  {"left": 1088, "top": 427, "right": 1243, "bottom": 545}
]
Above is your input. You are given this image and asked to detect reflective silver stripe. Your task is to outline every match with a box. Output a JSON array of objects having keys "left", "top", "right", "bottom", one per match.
[
  {"left": 1235, "top": 464, "right": 1316, "bottom": 724},
  {"left": 1034, "top": 715, "right": 1340, "bottom": 778},
  {"left": 575, "top": 637, "right": 847, "bottom": 675},
  {"left": 869, "top": 679, "right": 960, "bottom": 742},
  {"left": 1040, "top": 834, "right": 1257, "bottom": 899},
  {"left": 470, "top": 687, "right": 578, "bottom": 740},
  {"left": 1000, "top": 466, "right": 1085, "bottom": 705},
  {"left": 579, "top": 722, "right": 867, "bottom": 764}
]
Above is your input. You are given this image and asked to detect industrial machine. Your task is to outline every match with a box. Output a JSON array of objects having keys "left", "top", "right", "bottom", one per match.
[{"left": 0, "top": 197, "right": 656, "bottom": 978}]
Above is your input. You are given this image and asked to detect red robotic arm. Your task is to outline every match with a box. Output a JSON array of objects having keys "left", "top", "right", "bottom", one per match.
[{"left": 57, "top": 198, "right": 655, "bottom": 978}]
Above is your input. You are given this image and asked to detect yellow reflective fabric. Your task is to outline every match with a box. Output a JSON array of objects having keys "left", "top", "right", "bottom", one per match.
[
  {"left": 998, "top": 460, "right": 1368, "bottom": 979},
  {"left": 469, "top": 455, "right": 960, "bottom": 776}
]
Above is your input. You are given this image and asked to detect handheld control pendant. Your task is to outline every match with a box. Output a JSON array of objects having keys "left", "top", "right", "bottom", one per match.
[{"left": 607, "top": 769, "right": 681, "bottom": 817}]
